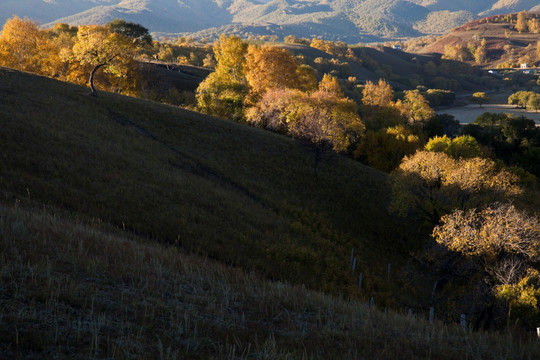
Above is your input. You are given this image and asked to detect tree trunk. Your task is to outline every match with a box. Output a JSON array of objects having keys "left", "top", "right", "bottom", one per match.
[{"left": 89, "top": 64, "right": 105, "bottom": 97}]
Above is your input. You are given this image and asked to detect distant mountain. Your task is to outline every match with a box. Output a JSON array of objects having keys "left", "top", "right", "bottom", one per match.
[{"left": 1, "top": 0, "right": 538, "bottom": 42}]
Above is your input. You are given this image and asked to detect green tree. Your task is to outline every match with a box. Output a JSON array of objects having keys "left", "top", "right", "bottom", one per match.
[
  {"left": 107, "top": 19, "right": 152, "bottom": 46},
  {"left": 354, "top": 126, "right": 421, "bottom": 172}
]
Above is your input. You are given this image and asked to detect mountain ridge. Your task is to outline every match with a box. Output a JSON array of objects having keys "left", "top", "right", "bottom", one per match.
[{"left": 1, "top": 1, "right": 538, "bottom": 42}]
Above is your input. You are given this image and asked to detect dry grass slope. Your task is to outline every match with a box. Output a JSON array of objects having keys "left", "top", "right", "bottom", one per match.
[{"left": 2, "top": 203, "right": 539, "bottom": 359}]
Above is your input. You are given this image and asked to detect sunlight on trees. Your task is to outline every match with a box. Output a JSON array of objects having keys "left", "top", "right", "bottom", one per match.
[
  {"left": 0, "top": 16, "right": 49, "bottom": 73},
  {"left": 196, "top": 35, "right": 248, "bottom": 120},
  {"left": 72, "top": 25, "right": 138, "bottom": 96},
  {"left": 470, "top": 92, "right": 490, "bottom": 107},
  {"left": 390, "top": 151, "right": 522, "bottom": 224}
]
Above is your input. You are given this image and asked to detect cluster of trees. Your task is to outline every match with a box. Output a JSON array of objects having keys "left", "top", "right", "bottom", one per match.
[
  {"left": 196, "top": 36, "right": 457, "bottom": 174},
  {"left": 462, "top": 112, "right": 540, "bottom": 179},
  {"left": 516, "top": 11, "right": 540, "bottom": 34},
  {"left": 149, "top": 37, "right": 215, "bottom": 68},
  {"left": 443, "top": 38, "right": 487, "bottom": 64},
  {"left": 0, "top": 16, "right": 152, "bottom": 96},
  {"left": 508, "top": 90, "right": 540, "bottom": 111},
  {"left": 196, "top": 35, "right": 366, "bottom": 173},
  {"left": 390, "top": 108, "right": 540, "bottom": 328}
]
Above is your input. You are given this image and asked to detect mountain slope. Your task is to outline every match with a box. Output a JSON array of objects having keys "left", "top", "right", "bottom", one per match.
[
  {"left": 1, "top": 0, "right": 539, "bottom": 42},
  {"left": 0, "top": 66, "right": 428, "bottom": 296}
]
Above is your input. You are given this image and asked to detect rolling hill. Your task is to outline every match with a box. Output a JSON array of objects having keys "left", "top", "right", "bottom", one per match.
[
  {"left": 2, "top": 66, "right": 540, "bottom": 359},
  {"left": 418, "top": 12, "right": 540, "bottom": 68},
  {"left": 1, "top": 0, "right": 539, "bottom": 42}
]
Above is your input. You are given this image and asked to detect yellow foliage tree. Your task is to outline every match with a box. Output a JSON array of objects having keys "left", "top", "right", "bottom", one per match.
[
  {"left": 245, "top": 44, "right": 300, "bottom": 102},
  {"left": 246, "top": 85, "right": 364, "bottom": 175},
  {"left": 196, "top": 35, "right": 248, "bottom": 120},
  {"left": 72, "top": 25, "right": 138, "bottom": 96},
  {"left": 390, "top": 151, "right": 522, "bottom": 223},
  {"left": 0, "top": 16, "right": 53, "bottom": 73}
]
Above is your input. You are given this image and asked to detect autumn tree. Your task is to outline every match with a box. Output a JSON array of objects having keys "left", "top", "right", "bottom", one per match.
[
  {"left": 390, "top": 151, "right": 522, "bottom": 224},
  {"left": 434, "top": 203, "right": 540, "bottom": 325},
  {"left": 361, "top": 79, "right": 394, "bottom": 108},
  {"left": 397, "top": 90, "right": 435, "bottom": 125},
  {"left": 245, "top": 44, "right": 301, "bottom": 103},
  {"left": 246, "top": 79, "right": 364, "bottom": 175},
  {"left": 354, "top": 125, "right": 422, "bottom": 172},
  {"left": 516, "top": 11, "right": 529, "bottom": 33},
  {"left": 0, "top": 16, "right": 55, "bottom": 73},
  {"left": 470, "top": 92, "right": 491, "bottom": 107},
  {"left": 72, "top": 25, "right": 138, "bottom": 96},
  {"left": 196, "top": 35, "right": 248, "bottom": 120},
  {"left": 474, "top": 42, "right": 487, "bottom": 63}
]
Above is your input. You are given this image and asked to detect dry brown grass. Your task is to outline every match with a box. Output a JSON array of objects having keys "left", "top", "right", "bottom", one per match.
[{"left": 2, "top": 203, "right": 539, "bottom": 359}]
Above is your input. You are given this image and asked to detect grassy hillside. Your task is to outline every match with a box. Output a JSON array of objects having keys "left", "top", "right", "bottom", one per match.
[
  {"left": 4, "top": 202, "right": 540, "bottom": 359},
  {"left": 0, "top": 67, "right": 428, "bottom": 299},
  {"left": 2, "top": 67, "right": 540, "bottom": 358}
]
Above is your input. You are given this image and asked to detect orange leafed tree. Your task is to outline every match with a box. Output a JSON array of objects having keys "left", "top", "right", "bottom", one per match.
[
  {"left": 0, "top": 16, "right": 56, "bottom": 74},
  {"left": 245, "top": 44, "right": 300, "bottom": 102}
]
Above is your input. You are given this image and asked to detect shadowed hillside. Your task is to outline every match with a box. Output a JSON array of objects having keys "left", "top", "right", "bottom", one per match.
[
  {"left": 0, "top": 67, "right": 428, "bottom": 298},
  {"left": 1, "top": 67, "right": 540, "bottom": 359}
]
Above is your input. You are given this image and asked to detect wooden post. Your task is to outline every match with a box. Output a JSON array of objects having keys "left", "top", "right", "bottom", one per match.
[
  {"left": 358, "top": 273, "right": 363, "bottom": 290},
  {"left": 429, "top": 307, "right": 435, "bottom": 324},
  {"left": 352, "top": 257, "right": 357, "bottom": 274},
  {"left": 460, "top": 314, "right": 466, "bottom": 330}
]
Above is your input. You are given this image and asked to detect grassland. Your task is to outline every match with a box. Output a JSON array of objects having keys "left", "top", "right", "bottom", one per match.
[
  {"left": 0, "top": 66, "right": 430, "bottom": 300},
  {"left": 3, "top": 199, "right": 540, "bottom": 359},
  {"left": 2, "top": 66, "right": 540, "bottom": 358}
]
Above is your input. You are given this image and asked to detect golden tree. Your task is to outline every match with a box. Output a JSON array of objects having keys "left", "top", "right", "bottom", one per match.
[
  {"left": 397, "top": 90, "right": 435, "bottom": 125},
  {"left": 361, "top": 79, "right": 394, "bottom": 108},
  {"left": 390, "top": 151, "right": 522, "bottom": 224},
  {"left": 516, "top": 11, "right": 529, "bottom": 33},
  {"left": 245, "top": 44, "right": 300, "bottom": 102},
  {"left": 72, "top": 25, "right": 138, "bottom": 96},
  {"left": 0, "top": 16, "right": 49, "bottom": 73},
  {"left": 196, "top": 35, "right": 248, "bottom": 120},
  {"left": 246, "top": 84, "right": 364, "bottom": 175}
]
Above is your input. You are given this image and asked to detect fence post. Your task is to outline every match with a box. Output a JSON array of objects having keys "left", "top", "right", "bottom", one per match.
[
  {"left": 352, "top": 257, "right": 357, "bottom": 274},
  {"left": 350, "top": 248, "right": 354, "bottom": 264},
  {"left": 429, "top": 307, "right": 435, "bottom": 324},
  {"left": 358, "top": 273, "right": 363, "bottom": 290}
]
